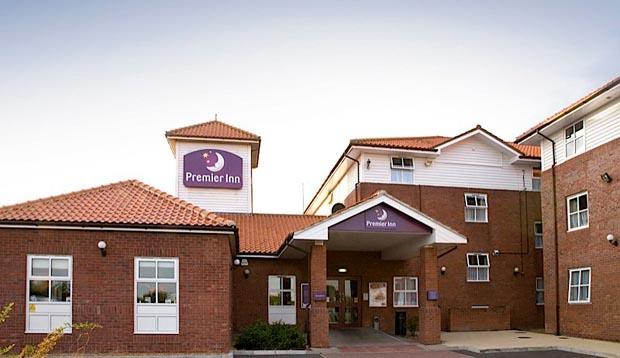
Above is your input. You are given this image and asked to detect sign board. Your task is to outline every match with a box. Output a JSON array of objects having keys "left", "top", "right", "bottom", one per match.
[
  {"left": 427, "top": 290, "right": 439, "bottom": 301},
  {"left": 183, "top": 149, "right": 243, "bottom": 189},
  {"left": 313, "top": 291, "right": 327, "bottom": 301},
  {"left": 329, "top": 204, "right": 432, "bottom": 234},
  {"left": 369, "top": 282, "right": 387, "bottom": 307}
]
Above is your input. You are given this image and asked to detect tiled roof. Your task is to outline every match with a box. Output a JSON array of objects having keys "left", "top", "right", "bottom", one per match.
[
  {"left": 222, "top": 213, "right": 324, "bottom": 254},
  {"left": 0, "top": 180, "right": 235, "bottom": 229},
  {"left": 350, "top": 131, "right": 540, "bottom": 158},
  {"left": 516, "top": 75, "right": 620, "bottom": 143},
  {"left": 165, "top": 120, "right": 260, "bottom": 141}
]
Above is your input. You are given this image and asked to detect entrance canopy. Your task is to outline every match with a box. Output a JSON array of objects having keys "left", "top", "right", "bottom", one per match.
[{"left": 281, "top": 191, "right": 467, "bottom": 260}]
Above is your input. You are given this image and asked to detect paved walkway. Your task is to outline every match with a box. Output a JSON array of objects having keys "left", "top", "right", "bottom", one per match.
[{"left": 441, "top": 330, "right": 620, "bottom": 358}]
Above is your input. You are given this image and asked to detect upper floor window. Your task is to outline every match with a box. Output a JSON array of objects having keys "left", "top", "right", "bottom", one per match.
[
  {"left": 393, "top": 277, "right": 418, "bottom": 307},
  {"left": 536, "top": 277, "right": 544, "bottom": 305},
  {"left": 568, "top": 267, "right": 590, "bottom": 304},
  {"left": 567, "top": 192, "right": 588, "bottom": 231},
  {"left": 565, "top": 120, "right": 585, "bottom": 157},
  {"left": 466, "top": 253, "right": 490, "bottom": 282},
  {"left": 464, "top": 193, "right": 488, "bottom": 223},
  {"left": 390, "top": 157, "right": 414, "bottom": 184},
  {"left": 534, "top": 222, "right": 543, "bottom": 249}
]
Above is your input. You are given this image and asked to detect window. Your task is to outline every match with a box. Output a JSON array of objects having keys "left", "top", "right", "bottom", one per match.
[
  {"left": 135, "top": 258, "right": 178, "bottom": 334},
  {"left": 390, "top": 157, "right": 414, "bottom": 184},
  {"left": 26, "top": 256, "right": 72, "bottom": 333},
  {"left": 464, "top": 193, "right": 488, "bottom": 223},
  {"left": 532, "top": 177, "right": 541, "bottom": 191},
  {"left": 568, "top": 268, "right": 591, "bottom": 304},
  {"left": 565, "top": 120, "right": 585, "bottom": 157},
  {"left": 393, "top": 277, "right": 418, "bottom": 307},
  {"left": 534, "top": 222, "right": 543, "bottom": 249},
  {"left": 466, "top": 253, "right": 490, "bottom": 282},
  {"left": 536, "top": 277, "right": 544, "bottom": 305},
  {"left": 567, "top": 192, "right": 588, "bottom": 230},
  {"left": 268, "top": 275, "right": 296, "bottom": 324}
]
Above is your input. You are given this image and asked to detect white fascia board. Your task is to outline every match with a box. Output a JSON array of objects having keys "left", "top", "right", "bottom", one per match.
[
  {"left": 509, "top": 157, "right": 541, "bottom": 165},
  {"left": 436, "top": 130, "right": 522, "bottom": 158},
  {"left": 350, "top": 145, "right": 439, "bottom": 158}
]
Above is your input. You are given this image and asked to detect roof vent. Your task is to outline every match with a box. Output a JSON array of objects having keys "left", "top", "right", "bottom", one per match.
[{"left": 331, "top": 203, "right": 345, "bottom": 214}]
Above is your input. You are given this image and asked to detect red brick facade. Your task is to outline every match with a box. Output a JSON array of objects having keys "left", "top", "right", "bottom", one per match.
[
  {"left": 541, "top": 137, "right": 620, "bottom": 342},
  {"left": 0, "top": 228, "right": 233, "bottom": 354}
]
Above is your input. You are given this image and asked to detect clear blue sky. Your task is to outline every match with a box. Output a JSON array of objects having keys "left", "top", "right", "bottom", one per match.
[{"left": 1, "top": 0, "right": 619, "bottom": 213}]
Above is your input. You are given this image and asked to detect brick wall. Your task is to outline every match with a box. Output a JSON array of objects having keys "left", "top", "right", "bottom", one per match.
[
  {"left": 448, "top": 307, "right": 510, "bottom": 331},
  {"left": 0, "top": 228, "right": 232, "bottom": 354},
  {"left": 541, "top": 137, "right": 620, "bottom": 342}
]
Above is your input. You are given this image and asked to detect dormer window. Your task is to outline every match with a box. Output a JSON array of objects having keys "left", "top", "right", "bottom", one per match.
[
  {"left": 565, "top": 120, "right": 585, "bottom": 157},
  {"left": 390, "top": 157, "right": 414, "bottom": 184}
]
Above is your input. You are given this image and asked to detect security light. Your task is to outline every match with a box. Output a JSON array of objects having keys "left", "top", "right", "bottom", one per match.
[
  {"left": 440, "top": 266, "right": 447, "bottom": 275},
  {"left": 338, "top": 267, "right": 347, "bottom": 273},
  {"left": 233, "top": 258, "right": 241, "bottom": 266},
  {"left": 97, "top": 241, "right": 107, "bottom": 257},
  {"left": 601, "top": 172, "right": 613, "bottom": 183},
  {"left": 607, "top": 234, "right": 618, "bottom": 246}
]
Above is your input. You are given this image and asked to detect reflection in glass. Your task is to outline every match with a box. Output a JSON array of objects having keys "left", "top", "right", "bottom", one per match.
[
  {"left": 344, "top": 306, "right": 359, "bottom": 325},
  {"left": 157, "top": 282, "right": 177, "bottom": 303},
  {"left": 157, "top": 261, "right": 175, "bottom": 279},
  {"left": 137, "top": 282, "right": 156, "bottom": 303},
  {"left": 51, "top": 281, "right": 71, "bottom": 302},
  {"left": 51, "top": 259, "right": 69, "bottom": 277},
  {"left": 326, "top": 280, "right": 339, "bottom": 303},
  {"left": 138, "top": 261, "right": 156, "bottom": 279},
  {"left": 269, "top": 291, "right": 281, "bottom": 306},
  {"left": 29, "top": 280, "right": 49, "bottom": 302},
  {"left": 328, "top": 307, "right": 339, "bottom": 324},
  {"left": 32, "top": 259, "right": 49, "bottom": 276}
]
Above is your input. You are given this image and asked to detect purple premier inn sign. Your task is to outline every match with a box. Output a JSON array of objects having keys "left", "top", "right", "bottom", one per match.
[
  {"left": 329, "top": 203, "right": 432, "bottom": 234},
  {"left": 183, "top": 149, "right": 243, "bottom": 189}
]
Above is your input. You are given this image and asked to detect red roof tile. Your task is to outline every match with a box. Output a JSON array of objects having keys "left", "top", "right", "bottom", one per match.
[
  {"left": 0, "top": 180, "right": 235, "bottom": 229},
  {"left": 516, "top": 76, "right": 620, "bottom": 143},
  {"left": 222, "top": 213, "right": 324, "bottom": 254},
  {"left": 166, "top": 120, "right": 260, "bottom": 141}
]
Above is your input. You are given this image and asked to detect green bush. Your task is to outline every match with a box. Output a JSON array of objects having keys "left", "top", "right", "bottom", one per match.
[
  {"left": 235, "top": 321, "right": 306, "bottom": 350},
  {"left": 406, "top": 316, "right": 419, "bottom": 336}
]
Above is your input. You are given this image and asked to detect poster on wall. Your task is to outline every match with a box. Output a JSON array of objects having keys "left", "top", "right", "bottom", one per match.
[{"left": 368, "top": 282, "right": 387, "bottom": 307}]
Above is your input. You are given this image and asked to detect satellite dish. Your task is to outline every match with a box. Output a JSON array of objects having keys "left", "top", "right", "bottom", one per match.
[{"left": 331, "top": 203, "right": 345, "bottom": 214}]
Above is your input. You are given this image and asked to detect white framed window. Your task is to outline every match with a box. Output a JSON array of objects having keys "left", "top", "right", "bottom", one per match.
[
  {"left": 536, "top": 277, "right": 544, "bottom": 305},
  {"left": 568, "top": 267, "right": 591, "bottom": 304},
  {"left": 135, "top": 257, "right": 179, "bottom": 334},
  {"left": 268, "top": 275, "right": 296, "bottom": 324},
  {"left": 26, "top": 255, "right": 72, "bottom": 333},
  {"left": 390, "top": 157, "right": 414, "bottom": 184},
  {"left": 532, "top": 177, "right": 541, "bottom": 191},
  {"left": 567, "top": 192, "right": 588, "bottom": 231},
  {"left": 464, "top": 193, "right": 488, "bottom": 223},
  {"left": 466, "top": 253, "right": 490, "bottom": 282},
  {"left": 565, "top": 120, "right": 585, "bottom": 157},
  {"left": 393, "top": 277, "right": 418, "bottom": 307},
  {"left": 534, "top": 221, "right": 543, "bottom": 249}
]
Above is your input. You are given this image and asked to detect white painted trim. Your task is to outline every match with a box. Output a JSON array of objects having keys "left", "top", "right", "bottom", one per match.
[
  {"left": 134, "top": 257, "right": 180, "bottom": 334},
  {"left": 535, "top": 277, "right": 545, "bottom": 306},
  {"left": 0, "top": 224, "right": 234, "bottom": 235},
  {"left": 563, "top": 119, "right": 586, "bottom": 160},
  {"left": 566, "top": 191, "right": 589, "bottom": 231},
  {"left": 350, "top": 145, "right": 440, "bottom": 157},
  {"left": 466, "top": 252, "right": 490, "bottom": 283},
  {"left": 26, "top": 255, "right": 73, "bottom": 334},
  {"left": 464, "top": 193, "right": 489, "bottom": 223},
  {"left": 166, "top": 136, "right": 260, "bottom": 145},
  {"left": 393, "top": 276, "right": 419, "bottom": 308},
  {"left": 236, "top": 254, "right": 280, "bottom": 259},
  {"left": 568, "top": 267, "right": 591, "bottom": 304},
  {"left": 435, "top": 129, "right": 522, "bottom": 157},
  {"left": 534, "top": 221, "right": 543, "bottom": 249}
]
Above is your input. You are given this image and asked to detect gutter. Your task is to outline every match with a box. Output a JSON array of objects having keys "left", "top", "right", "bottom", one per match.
[
  {"left": 0, "top": 223, "right": 236, "bottom": 235},
  {"left": 537, "top": 129, "right": 560, "bottom": 336},
  {"left": 345, "top": 154, "right": 361, "bottom": 202}
]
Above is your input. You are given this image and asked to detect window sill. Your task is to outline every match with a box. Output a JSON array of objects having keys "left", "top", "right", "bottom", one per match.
[
  {"left": 536, "top": 303, "right": 545, "bottom": 306},
  {"left": 465, "top": 221, "right": 489, "bottom": 224},
  {"left": 134, "top": 331, "right": 179, "bottom": 335},
  {"left": 393, "top": 305, "right": 419, "bottom": 308},
  {"left": 567, "top": 301, "right": 591, "bottom": 305},
  {"left": 567, "top": 225, "right": 589, "bottom": 233},
  {"left": 466, "top": 280, "right": 490, "bottom": 283}
]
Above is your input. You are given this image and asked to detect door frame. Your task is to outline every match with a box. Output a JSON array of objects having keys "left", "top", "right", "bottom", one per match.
[{"left": 326, "top": 276, "right": 362, "bottom": 328}]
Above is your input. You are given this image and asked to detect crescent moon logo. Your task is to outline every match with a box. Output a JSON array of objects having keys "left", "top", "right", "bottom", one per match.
[
  {"left": 377, "top": 209, "right": 388, "bottom": 221},
  {"left": 206, "top": 152, "right": 225, "bottom": 172}
]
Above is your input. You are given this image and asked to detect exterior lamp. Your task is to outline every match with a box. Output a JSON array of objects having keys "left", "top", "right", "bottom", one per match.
[
  {"left": 513, "top": 266, "right": 520, "bottom": 275},
  {"left": 440, "top": 266, "right": 447, "bottom": 275},
  {"left": 607, "top": 234, "right": 618, "bottom": 246},
  {"left": 240, "top": 259, "right": 249, "bottom": 266},
  {"left": 338, "top": 267, "right": 347, "bottom": 273},
  {"left": 243, "top": 269, "right": 251, "bottom": 278},
  {"left": 97, "top": 241, "right": 107, "bottom": 257},
  {"left": 233, "top": 258, "right": 241, "bottom": 266},
  {"left": 366, "top": 159, "right": 371, "bottom": 169},
  {"left": 601, "top": 173, "right": 613, "bottom": 183}
]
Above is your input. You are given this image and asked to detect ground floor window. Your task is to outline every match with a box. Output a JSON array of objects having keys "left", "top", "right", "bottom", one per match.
[
  {"left": 466, "top": 253, "right": 490, "bottom": 282},
  {"left": 568, "top": 267, "right": 591, "bottom": 304},
  {"left": 26, "top": 255, "right": 72, "bottom": 333},
  {"left": 393, "top": 277, "right": 418, "bottom": 307},
  {"left": 534, "top": 222, "right": 543, "bottom": 249},
  {"left": 135, "top": 257, "right": 179, "bottom": 334},
  {"left": 536, "top": 277, "right": 544, "bottom": 305},
  {"left": 268, "top": 275, "right": 296, "bottom": 324}
]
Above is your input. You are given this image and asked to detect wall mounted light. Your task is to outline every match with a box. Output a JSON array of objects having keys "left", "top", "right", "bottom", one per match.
[
  {"left": 513, "top": 266, "right": 520, "bottom": 275},
  {"left": 233, "top": 258, "right": 241, "bottom": 266},
  {"left": 425, "top": 159, "right": 433, "bottom": 167},
  {"left": 440, "top": 266, "right": 447, "bottom": 275},
  {"left": 97, "top": 241, "right": 107, "bottom": 257},
  {"left": 607, "top": 234, "right": 618, "bottom": 246},
  {"left": 243, "top": 269, "right": 251, "bottom": 278},
  {"left": 240, "top": 259, "right": 249, "bottom": 266},
  {"left": 366, "top": 159, "right": 371, "bottom": 169},
  {"left": 492, "top": 249, "right": 500, "bottom": 256},
  {"left": 601, "top": 172, "right": 613, "bottom": 183},
  {"left": 338, "top": 267, "right": 347, "bottom": 273}
]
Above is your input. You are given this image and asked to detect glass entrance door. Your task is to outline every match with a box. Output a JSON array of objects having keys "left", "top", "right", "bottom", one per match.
[{"left": 326, "top": 277, "right": 360, "bottom": 327}]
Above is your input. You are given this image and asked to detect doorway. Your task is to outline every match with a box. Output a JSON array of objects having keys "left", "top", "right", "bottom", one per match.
[{"left": 326, "top": 277, "right": 361, "bottom": 327}]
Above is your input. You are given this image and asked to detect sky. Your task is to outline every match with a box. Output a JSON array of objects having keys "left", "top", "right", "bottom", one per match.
[{"left": 0, "top": 0, "right": 619, "bottom": 214}]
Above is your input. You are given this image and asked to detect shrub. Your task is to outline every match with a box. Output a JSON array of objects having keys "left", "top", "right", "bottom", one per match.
[
  {"left": 406, "top": 316, "right": 419, "bottom": 336},
  {"left": 235, "top": 321, "right": 306, "bottom": 350}
]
